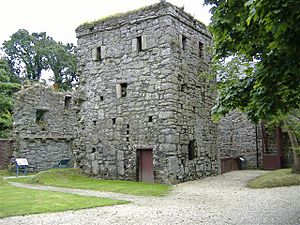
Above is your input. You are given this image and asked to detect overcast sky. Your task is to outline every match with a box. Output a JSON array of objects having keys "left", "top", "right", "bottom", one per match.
[{"left": 0, "top": 0, "right": 211, "bottom": 46}]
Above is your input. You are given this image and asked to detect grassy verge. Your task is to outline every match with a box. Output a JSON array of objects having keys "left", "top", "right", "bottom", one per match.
[
  {"left": 247, "top": 168, "right": 300, "bottom": 188},
  {"left": 10, "top": 168, "right": 171, "bottom": 196},
  {"left": 0, "top": 177, "right": 127, "bottom": 218},
  {"left": 0, "top": 169, "right": 16, "bottom": 177}
]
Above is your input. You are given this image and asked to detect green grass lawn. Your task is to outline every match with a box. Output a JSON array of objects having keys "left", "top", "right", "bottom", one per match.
[
  {"left": 0, "top": 177, "right": 127, "bottom": 218},
  {"left": 10, "top": 168, "right": 171, "bottom": 196},
  {"left": 248, "top": 168, "right": 300, "bottom": 188}
]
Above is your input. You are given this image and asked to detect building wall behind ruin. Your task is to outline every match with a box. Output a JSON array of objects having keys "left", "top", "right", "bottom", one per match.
[
  {"left": 218, "top": 111, "right": 263, "bottom": 167},
  {"left": 75, "top": 1, "right": 218, "bottom": 183},
  {"left": 13, "top": 85, "right": 76, "bottom": 171}
]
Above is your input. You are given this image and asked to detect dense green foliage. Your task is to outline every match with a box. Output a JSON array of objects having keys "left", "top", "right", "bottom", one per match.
[
  {"left": 247, "top": 168, "right": 300, "bottom": 188},
  {"left": 12, "top": 168, "right": 171, "bottom": 196},
  {"left": 0, "top": 59, "right": 21, "bottom": 138},
  {"left": 2, "top": 29, "right": 77, "bottom": 90},
  {"left": 0, "top": 177, "right": 127, "bottom": 218},
  {"left": 205, "top": 0, "right": 300, "bottom": 122}
]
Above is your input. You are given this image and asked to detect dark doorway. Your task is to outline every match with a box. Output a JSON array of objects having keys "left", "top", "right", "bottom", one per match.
[{"left": 138, "top": 149, "right": 154, "bottom": 182}]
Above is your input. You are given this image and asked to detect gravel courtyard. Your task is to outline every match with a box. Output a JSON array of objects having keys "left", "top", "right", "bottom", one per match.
[{"left": 1, "top": 170, "right": 299, "bottom": 225}]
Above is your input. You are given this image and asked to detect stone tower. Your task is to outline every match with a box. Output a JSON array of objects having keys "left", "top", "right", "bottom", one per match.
[{"left": 75, "top": 1, "right": 218, "bottom": 184}]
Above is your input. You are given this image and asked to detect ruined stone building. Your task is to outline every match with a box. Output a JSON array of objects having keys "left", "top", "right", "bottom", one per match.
[
  {"left": 15, "top": 1, "right": 288, "bottom": 184},
  {"left": 13, "top": 1, "right": 218, "bottom": 184},
  {"left": 74, "top": 1, "right": 218, "bottom": 183}
]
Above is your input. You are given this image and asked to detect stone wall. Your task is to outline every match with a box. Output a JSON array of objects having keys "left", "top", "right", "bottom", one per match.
[
  {"left": 13, "top": 85, "right": 76, "bottom": 171},
  {"left": 75, "top": 1, "right": 218, "bottom": 184},
  {"left": 217, "top": 111, "right": 263, "bottom": 168}
]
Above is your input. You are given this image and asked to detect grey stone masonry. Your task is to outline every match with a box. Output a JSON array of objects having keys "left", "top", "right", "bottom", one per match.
[
  {"left": 217, "top": 111, "right": 263, "bottom": 167},
  {"left": 13, "top": 85, "right": 76, "bottom": 171},
  {"left": 75, "top": 1, "right": 218, "bottom": 184}
]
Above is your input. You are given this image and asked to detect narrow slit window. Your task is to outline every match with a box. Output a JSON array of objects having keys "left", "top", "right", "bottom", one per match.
[
  {"left": 199, "top": 42, "right": 204, "bottom": 58},
  {"left": 188, "top": 140, "right": 196, "bottom": 160},
  {"left": 137, "top": 36, "right": 142, "bottom": 52},
  {"left": 126, "top": 137, "right": 130, "bottom": 142},
  {"left": 182, "top": 35, "right": 187, "bottom": 50},
  {"left": 181, "top": 84, "right": 186, "bottom": 92},
  {"left": 93, "top": 120, "right": 97, "bottom": 126},
  {"left": 97, "top": 47, "right": 101, "bottom": 60},
  {"left": 64, "top": 96, "right": 72, "bottom": 110},
  {"left": 92, "top": 46, "right": 106, "bottom": 61}
]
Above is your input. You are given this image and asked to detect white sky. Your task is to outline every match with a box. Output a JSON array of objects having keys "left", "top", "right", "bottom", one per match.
[{"left": 0, "top": 0, "right": 211, "bottom": 46}]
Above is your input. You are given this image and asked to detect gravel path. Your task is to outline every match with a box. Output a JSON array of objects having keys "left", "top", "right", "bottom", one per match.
[{"left": 1, "top": 170, "right": 300, "bottom": 225}]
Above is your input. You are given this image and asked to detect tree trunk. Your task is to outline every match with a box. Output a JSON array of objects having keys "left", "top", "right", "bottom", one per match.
[{"left": 284, "top": 120, "right": 300, "bottom": 173}]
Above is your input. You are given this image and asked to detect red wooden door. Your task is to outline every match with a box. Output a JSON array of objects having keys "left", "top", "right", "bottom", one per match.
[{"left": 139, "top": 149, "right": 154, "bottom": 182}]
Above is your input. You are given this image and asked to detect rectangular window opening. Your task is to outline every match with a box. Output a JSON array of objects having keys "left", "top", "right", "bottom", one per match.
[
  {"left": 127, "top": 124, "right": 130, "bottom": 129},
  {"left": 148, "top": 116, "right": 153, "bottom": 122},
  {"left": 100, "top": 96, "right": 104, "bottom": 101},
  {"left": 126, "top": 137, "right": 130, "bottom": 142},
  {"left": 120, "top": 83, "right": 127, "bottom": 97},
  {"left": 127, "top": 130, "right": 130, "bottom": 135},
  {"left": 64, "top": 96, "right": 72, "bottom": 110},
  {"left": 93, "top": 120, "right": 97, "bottom": 126},
  {"left": 112, "top": 118, "right": 116, "bottom": 125},
  {"left": 36, "top": 109, "right": 48, "bottom": 131},
  {"left": 182, "top": 35, "right": 187, "bottom": 50},
  {"left": 199, "top": 42, "right": 204, "bottom": 58},
  {"left": 137, "top": 36, "right": 142, "bottom": 52},
  {"left": 188, "top": 140, "right": 196, "bottom": 160}
]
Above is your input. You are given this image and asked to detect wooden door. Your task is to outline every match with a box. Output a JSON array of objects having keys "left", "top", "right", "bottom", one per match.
[{"left": 138, "top": 149, "right": 154, "bottom": 182}]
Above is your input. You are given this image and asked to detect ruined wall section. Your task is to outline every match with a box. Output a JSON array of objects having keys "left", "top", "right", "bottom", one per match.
[
  {"left": 13, "top": 85, "right": 76, "bottom": 170},
  {"left": 75, "top": 2, "right": 218, "bottom": 183},
  {"left": 165, "top": 7, "right": 218, "bottom": 181},
  {"left": 218, "top": 111, "right": 263, "bottom": 167}
]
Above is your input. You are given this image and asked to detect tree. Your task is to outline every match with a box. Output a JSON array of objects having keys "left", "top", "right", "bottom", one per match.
[
  {"left": 0, "top": 58, "right": 21, "bottom": 138},
  {"left": 45, "top": 42, "right": 77, "bottom": 91},
  {"left": 2, "top": 29, "right": 49, "bottom": 81},
  {"left": 2, "top": 29, "right": 77, "bottom": 90},
  {"left": 205, "top": 0, "right": 300, "bottom": 172}
]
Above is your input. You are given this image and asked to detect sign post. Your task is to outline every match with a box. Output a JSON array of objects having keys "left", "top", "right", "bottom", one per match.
[{"left": 15, "top": 158, "right": 29, "bottom": 177}]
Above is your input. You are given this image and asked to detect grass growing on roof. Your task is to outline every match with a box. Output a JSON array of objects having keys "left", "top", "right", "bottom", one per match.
[
  {"left": 0, "top": 177, "right": 127, "bottom": 218},
  {"left": 247, "top": 168, "right": 300, "bottom": 189},
  {"left": 10, "top": 168, "right": 171, "bottom": 196}
]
